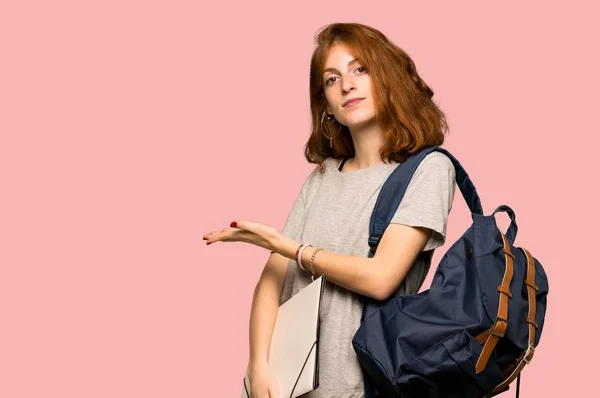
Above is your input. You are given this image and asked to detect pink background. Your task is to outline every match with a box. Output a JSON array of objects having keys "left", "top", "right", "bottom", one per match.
[{"left": 1, "top": 1, "right": 597, "bottom": 396}]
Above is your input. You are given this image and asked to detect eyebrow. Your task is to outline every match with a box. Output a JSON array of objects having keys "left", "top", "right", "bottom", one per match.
[{"left": 323, "top": 58, "right": 360, "bottom": 74}]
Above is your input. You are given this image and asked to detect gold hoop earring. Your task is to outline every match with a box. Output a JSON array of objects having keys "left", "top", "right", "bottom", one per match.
[{"left": 321, "top": 111, "right": 341, "bottom": 148}]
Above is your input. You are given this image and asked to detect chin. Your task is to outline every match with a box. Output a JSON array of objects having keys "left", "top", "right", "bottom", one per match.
[{"left": 343, "top": 114, "right": 377, "bottom": 129}]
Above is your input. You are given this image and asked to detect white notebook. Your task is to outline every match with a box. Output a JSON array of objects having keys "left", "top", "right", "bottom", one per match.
[{"left": 242, "top": 275, "right": 326, "bottom": 398}]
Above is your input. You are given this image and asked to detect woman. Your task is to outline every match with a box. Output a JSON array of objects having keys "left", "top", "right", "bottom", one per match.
[{"left": 204, "top": 22, "right": 456, "bottom": 398}]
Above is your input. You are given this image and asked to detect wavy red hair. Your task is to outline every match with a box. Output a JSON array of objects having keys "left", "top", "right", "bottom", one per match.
[{"left": 305, "top": 23, "right": 448, "bottom": 172}]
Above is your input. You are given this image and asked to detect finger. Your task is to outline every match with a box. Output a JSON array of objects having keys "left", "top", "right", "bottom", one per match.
[
  {"left": 230, "top": 219, "right": 260, "bottom": 233},
  {"left": 203, "top": 230, "right": 221, "bottom": 239},
  {"left": 205, "top": 227, "right": 240, "bottom": 242},
  {"left": 205, "top": 229, "right": 261, "bottom": 246},
  {"left": 253, "top": 388, "right": 267, "bottom": 398},
  {"left": 204, "top": 231, "right": 225, "bottom": 245},
  {"left": 231, "top": 220, "right": 277, "bottom": 241},
  {"left": 203, "top": 231, "right": 219, "bottom": 242}
]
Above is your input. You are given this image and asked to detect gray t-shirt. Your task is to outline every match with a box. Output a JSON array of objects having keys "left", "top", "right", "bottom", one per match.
[{"left": 279, "top": 151, "right": 457, "bottom": 398}]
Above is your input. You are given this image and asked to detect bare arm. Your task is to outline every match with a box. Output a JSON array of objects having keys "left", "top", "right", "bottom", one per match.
[
  {"left": 248, "top": 252, "right": 289, "bottom": 372},
  {"left": 277, "top": 223, "right": 432, "bottom": 301}
]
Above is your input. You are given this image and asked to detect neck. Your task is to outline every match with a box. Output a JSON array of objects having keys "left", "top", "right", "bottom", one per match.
[{"left": 346, "top": 119, "right": 386, "bottom": 169}]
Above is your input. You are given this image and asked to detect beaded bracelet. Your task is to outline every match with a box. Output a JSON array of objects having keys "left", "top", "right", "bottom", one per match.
[{"left": 309, "top": 248, "right": 323, "bottom": 280}]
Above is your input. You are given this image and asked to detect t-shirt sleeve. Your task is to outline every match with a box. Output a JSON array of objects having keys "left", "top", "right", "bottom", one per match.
[
  {"left": 281, "top": 190, "right": 305, "bottom": 241},
  {"left": 278, "top": 165, "right": 319, "bottom": 305},
  {"left": 390, "top": 152, "right": 457, "bottom": 251},
  {"left": 280, "top": 165, "right": 319, "bottom": 241}
]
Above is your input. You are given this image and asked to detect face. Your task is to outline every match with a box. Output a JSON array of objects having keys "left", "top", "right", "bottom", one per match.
[{"left": 322, "top": 43, "right": 377, "bottom": 129}]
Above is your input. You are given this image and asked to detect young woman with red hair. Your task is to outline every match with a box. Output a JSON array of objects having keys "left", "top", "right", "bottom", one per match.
[{"left": 204, "top": 22, "right": 456, "bottom": 398}]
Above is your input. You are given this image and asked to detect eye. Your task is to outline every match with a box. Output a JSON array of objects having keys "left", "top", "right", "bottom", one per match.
[
  {"left": 325, "top": 76, "right": 338, "bottom": 86},
  {"left": 356, "top": 66, "right": 367, "bottom": 73}
]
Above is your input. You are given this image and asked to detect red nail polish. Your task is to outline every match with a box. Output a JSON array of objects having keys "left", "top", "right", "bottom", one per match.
[{"left": 230, "top": 222, "right": 237, "bottom": 228}]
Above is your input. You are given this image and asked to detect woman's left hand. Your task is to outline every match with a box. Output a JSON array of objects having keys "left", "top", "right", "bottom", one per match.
[{"left": 203, "top": 220, "right": 290, "bottom": 254}]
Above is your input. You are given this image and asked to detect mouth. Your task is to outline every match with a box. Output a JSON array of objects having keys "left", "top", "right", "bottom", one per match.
[{"left": 343, "top": 97, "right": 365, "bottom": 108}]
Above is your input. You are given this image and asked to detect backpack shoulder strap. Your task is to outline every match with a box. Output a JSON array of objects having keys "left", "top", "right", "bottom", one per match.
[{"left": 367, "top": 146, "right": 483, "bottom": 256}]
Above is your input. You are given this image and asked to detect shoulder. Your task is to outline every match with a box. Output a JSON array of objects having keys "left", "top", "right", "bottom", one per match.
[
  {"left": 322, "top": 157, "right": 341, "bottom": 171},
  {"left": 298, "top": 158, "right": 336, "bottom": 193},
  {"left": 399, "top": 150, "right": 457, "bottom": 199},
  {"left": 307, "top": 157, "right": 340, "bottom": 178},
  {"left": 413, "top": 151, "right": 456, "bottom": 179},
  {"left": 420, "top": 151, "right": 454, "bottom": 169}
]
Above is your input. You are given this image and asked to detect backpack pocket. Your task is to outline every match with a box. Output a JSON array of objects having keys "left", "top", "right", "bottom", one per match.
[{"left": 401, "top": 329, "right": 505, "bottom": 397}]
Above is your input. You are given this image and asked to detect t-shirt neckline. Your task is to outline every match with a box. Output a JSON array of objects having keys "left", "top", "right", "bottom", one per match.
[{"left": 335, "top": 157, "right": 392, "bottom": 175}]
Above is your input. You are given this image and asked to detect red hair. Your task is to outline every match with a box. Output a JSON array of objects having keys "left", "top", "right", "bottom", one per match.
[{"left": 305, "top": 22, "right": 448, "bottom": 172}]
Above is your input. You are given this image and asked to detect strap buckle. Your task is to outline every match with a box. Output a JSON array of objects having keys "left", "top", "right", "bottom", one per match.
[
  {"left": 491, "top": 317, "right": 508, "bottom": 338},
  {"left": 524, "top": 344, "right": 535, "bottom": 364},
  {"left": 368, "top": 233, "right": 381, "bottom": 254}
]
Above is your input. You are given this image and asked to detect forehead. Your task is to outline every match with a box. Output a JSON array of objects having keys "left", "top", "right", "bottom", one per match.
[{"left": 323, "top": 43, "right": 359, "bottom": 70}]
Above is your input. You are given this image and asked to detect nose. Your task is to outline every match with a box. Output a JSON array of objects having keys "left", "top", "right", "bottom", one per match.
[{"left": 341, "top": 75, "right": 356, "bottom": 94}]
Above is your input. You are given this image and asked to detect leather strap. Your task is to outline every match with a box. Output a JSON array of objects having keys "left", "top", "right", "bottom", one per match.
[
  {"left": 475, "top": 328, "right": 490, "bottom": 344},
  {"left": 475, "top": 233, "right": 515, "bottom": 373},
  {"left": 491, "top": 247, "right": 538, "bottom": 393}
]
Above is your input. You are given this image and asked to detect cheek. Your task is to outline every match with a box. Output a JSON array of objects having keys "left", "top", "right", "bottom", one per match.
[
  {"left": 324, "top": 93, "right": 340, "bottom": 113},
  {"left": 325, "top": 90, "right": 338, "bottom": 103},
  {"left": 361, "top": 77, "right": 374, "bottom": 96}
]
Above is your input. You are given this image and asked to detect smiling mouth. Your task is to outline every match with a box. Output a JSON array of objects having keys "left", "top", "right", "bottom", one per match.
[{"left": 343, "top": 98, "right": 364, "bottom": 107}]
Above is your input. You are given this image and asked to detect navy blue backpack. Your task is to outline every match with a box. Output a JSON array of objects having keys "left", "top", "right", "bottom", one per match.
[{"left": 353, "top": 146, "right": 549, "bottom": 398}]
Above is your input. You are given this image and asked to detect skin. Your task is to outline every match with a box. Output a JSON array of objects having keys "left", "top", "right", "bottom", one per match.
[
  {"left": 322, "top": 43, "right": 384, "bottom": 171},
  {"left": 203, "top": 43, "right": 432, "bottom": 398}
]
